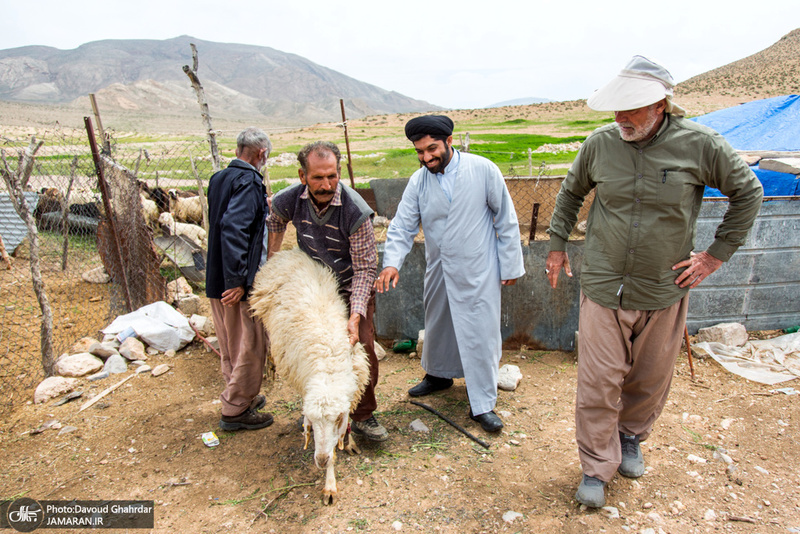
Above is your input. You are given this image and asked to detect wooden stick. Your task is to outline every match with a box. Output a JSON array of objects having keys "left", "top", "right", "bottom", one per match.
[
  {"left": 188, "top": 321, "right": 223, "bottom": 359},
  {"left": 410, "top": 400, "right": 490, "bottom": 449},
  {"left": 339, "top": 99, "right": 355, "bottom": 189},
  {"left": 183, "top": 44, "right": 220, "bottom": 173},
  {"left": 684, "top": 325, "right": 695, "bottom": 380},
  {"left": 78, "top": 373, "right": 135, "bottom": 412}
]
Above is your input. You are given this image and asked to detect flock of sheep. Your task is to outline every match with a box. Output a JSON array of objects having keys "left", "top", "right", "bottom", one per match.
[{"left": 33, "top": 183, "right": 208, "bottom": 249}]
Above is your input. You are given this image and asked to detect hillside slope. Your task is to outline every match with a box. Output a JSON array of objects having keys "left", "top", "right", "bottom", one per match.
[
  {"left": 0, "top": 35, "right": 439, "bottom": 123},
  {"left": 676, "top": 28, "right": 800, "bottom": 115}
]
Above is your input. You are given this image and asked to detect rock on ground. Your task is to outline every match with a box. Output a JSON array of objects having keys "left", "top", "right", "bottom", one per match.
[
  {"left": 89, "top": 342, "right": 119, "bottom": 359},
  {"left": 375, "top": 342, "right": 387, "bottom": 361},
  {"left": 498, "top": 364, "right": 523, "bottom": 391},
  {"left": 69, "top": 336, "right": 100, "bottom": 355},
  {"left": 151, "top": 364, "right": 170, "bottom": 377},
  {"left": 34, "top": 376, "right": 78, "bottom": 404},
  {"left": 55, "top": 353, "right": 104, "bottom": 377},
  {"left": 696, "top": 322, "right": 748, "bottom": 347},
  {"left": 103, "top": 354, "right": 128, "bottom": 374},
  {"left": 81, "top": 265, "right": 110, "bottom": 284},
  {"left": 119, "top": 337, "right": 147, "bottom": 361}
]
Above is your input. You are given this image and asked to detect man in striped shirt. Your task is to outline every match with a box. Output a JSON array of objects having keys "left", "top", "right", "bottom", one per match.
[{"left": 266, "top": 141, "right": 388, "bottom": 441}]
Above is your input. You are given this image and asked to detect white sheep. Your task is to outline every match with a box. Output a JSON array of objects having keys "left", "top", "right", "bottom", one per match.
[
  {"left": 158, "top": 211, "right": 207, "bottom": 248},
  {"left": 248, "top": 248, "right": 370, "bottom": 506},
  {"left": 168, "top": 189, "right": 203, "bottom": 224},
  {"left": 140, "top": 193, "right": 159, "bottom": 228}
]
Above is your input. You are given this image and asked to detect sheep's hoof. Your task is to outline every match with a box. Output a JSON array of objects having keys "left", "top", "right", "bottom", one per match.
[
  {"left": 343, "top": 433, "right": 361, "bottom": 455},
  {"left": 321, "top": 489, "right": 336, "bottom": 506}
]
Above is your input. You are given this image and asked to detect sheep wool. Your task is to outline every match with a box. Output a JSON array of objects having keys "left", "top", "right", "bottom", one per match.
[{"left": 249, "top": 248, "right": 370, "bottom": 505}]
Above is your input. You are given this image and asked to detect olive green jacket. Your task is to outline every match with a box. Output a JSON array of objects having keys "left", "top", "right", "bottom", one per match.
[{"left": 548, "top": 114, "right": 763, "bottom": 310}]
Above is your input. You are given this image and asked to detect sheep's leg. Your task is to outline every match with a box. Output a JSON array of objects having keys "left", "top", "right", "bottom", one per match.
[
  {"left": 321, "top": 460, "right": 337, "bottom": 505},
  {"left": 343, "top": 428, "right": 360, "bottom": 455}
]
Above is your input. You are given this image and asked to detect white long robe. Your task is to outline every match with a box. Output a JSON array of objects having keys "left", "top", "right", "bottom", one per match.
[{"left": 383, "top": 150, "right": 525, "bottom": 414}]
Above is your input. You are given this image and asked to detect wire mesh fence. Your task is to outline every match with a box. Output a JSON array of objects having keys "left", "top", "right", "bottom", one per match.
[
  {"left": 0, "top": 126, "right": 218, "bottom": 414},
  {"left": 1, "top": 127, "right": 111, "bottom": 411},
  {"left": 0, "top": 123, "right": 575, "bottom": 414}
]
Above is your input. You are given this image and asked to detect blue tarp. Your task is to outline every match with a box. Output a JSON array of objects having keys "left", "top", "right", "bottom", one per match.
[
  {"left": 692, "top": 95, "right": 800, "bottom": 151},
  {"left": 692, "top": 95, "right": 800, "bottom": 197},
  {"left": 703, "top": 164, "right": 800, "bottom": 197}
]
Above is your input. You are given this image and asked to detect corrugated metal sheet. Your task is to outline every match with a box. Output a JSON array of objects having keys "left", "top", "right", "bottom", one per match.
[
  {"left": 376, "top": 198, "right": 800, "bottom": 349},
  {"left": 687, "top": 198, "right": 800, "bottom": 333},
  {"left": 0, "top": 192, "right": 39, "bottom": 252}
]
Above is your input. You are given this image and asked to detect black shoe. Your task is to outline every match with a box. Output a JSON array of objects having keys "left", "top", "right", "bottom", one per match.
[
  {"left": 219, "top": 409, "right": 274, "bottom": 431},
  {"left": 469, "top": 409, "right": 504, "bottom": 432},
  {"left": 408, "top": 374, "right": 454, "bottom": 397}
]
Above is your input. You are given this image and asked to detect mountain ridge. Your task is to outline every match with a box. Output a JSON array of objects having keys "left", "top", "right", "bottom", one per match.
[{"left": 0, "top": 35, "right": 441, "bottom": 124}]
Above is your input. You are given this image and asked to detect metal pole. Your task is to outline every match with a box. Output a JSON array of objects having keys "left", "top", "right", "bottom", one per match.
[
  {"left": 339, "top": 99, "right": 355, "bottom": 188},
  {"left": 84, "top": 116, "right": 133, "bottom": 312}
]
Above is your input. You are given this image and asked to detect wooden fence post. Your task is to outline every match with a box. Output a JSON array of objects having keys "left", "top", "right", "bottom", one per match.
[
  {"left": 183, "top": 43, "right": 221, "bottom": 173},
  {"left": 0, "top": 138, "right": 57, "bottom": 375}
]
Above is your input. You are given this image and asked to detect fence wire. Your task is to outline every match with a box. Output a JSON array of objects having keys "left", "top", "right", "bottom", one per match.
[
  {"left": 0, "top": 125, "right": 576, "bottom": 414},
  {"left": 0, "top": 127, "right": 220, "bottom": 414}
]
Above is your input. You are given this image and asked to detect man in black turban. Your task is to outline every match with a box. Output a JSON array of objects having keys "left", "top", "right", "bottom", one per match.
[
  {"left": 404, "top": 115, "right": 455, "bottom": 140},
  {"left": 376, "top": 115, "right": 525, "bottom": 433}
]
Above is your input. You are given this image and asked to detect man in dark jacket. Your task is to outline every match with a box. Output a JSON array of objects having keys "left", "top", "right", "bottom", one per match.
[{"left": 206, "top": 127, "right": 274, "bottom": 431}]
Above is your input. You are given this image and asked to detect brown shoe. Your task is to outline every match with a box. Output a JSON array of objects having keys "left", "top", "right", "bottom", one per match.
[
  {"left": 249, "top": 394, "right": 266, "bottom": 411},
  {"left": 219, "top": 409, "right": 274, "bottom": 431}
]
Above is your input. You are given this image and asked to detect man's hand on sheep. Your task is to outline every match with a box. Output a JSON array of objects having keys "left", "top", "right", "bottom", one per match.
[
  {"left": 375, "top": 267, "right": 400, "bottom": 293},
  {"left": 221, "top": 286, "right": 245, "bottom": 307},
  {"left": 347, "top": 313, "right": 361, "bottom": 345}
]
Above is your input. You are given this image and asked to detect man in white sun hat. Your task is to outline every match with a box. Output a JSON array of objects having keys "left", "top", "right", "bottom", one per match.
[{"left": 545, "top": 56, "right": 763, "bottom": 508}]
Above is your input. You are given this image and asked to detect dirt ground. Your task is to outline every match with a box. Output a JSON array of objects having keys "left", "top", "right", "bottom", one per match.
[{"left": 1, "top": 320, "right": 799, "bottom": 533}]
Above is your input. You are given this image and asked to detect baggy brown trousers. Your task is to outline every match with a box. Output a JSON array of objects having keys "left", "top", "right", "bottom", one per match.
[
  {"left": 210, "top": 299, "right": 268, "bottom": 417},
  {"left": 576, "top": 292, "right": 689, "bottom": 482}
]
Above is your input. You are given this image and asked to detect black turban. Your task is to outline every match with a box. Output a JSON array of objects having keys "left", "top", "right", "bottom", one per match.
[{"left": 404, "top": 115, "right": 454, "bottom": 140}]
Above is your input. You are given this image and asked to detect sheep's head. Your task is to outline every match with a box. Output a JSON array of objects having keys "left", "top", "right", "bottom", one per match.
[
  {"left": 158, "top": 212, "right": 173, "bottom": 226},
  {"left": 301, "top": 372, "right": 358, "bottom": 469}
]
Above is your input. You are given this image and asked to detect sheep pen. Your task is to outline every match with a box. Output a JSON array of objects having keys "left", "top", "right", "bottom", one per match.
[{"left": 248, "top": 248, "right": 371, "bottom": 505}]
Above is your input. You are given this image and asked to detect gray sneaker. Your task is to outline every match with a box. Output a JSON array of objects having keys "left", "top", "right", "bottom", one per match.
[
  {"left": 575, "top": 474, "right": 606, "bottom": 508},
  {"left": 618, "top": 432, "right": 645, "bottom": 478},
  {"left": 351, "top": 415, "right": 389, "bottom": 442}
]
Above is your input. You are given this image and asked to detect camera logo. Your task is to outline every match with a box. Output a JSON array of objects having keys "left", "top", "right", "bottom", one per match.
[{"left": 6, "top": 498, "right": 44, "bottom": 532}]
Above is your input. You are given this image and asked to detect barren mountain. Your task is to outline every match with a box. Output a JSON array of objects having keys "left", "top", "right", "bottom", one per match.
[
  {"left": 675, "top": 28, "right": 800, "bottom": 115},
  {"left": 0, "top": 35, "right": 439, "bottom": 124}
]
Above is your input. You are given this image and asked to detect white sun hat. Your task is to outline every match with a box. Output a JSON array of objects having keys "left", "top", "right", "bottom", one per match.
[{"left": 587, "top": 55, "right": 685, "bottom": 116}]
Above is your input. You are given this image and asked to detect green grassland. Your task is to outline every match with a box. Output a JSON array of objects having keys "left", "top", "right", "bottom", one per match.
[{"left": 10, "top": 101, "right": 615, "bottom": 193}]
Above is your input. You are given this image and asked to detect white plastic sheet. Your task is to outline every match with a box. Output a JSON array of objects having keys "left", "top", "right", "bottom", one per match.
[
  {"left": 693, "top": 332, "right": 800, "bottom": 385},
  {"left": 102, "top": 301, "right": 195, "bottom": 352}
]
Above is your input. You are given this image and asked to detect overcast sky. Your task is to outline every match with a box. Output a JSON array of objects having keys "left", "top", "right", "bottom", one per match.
[{"left": 1, "top": 0, "right": 798, "bottom": 110}]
